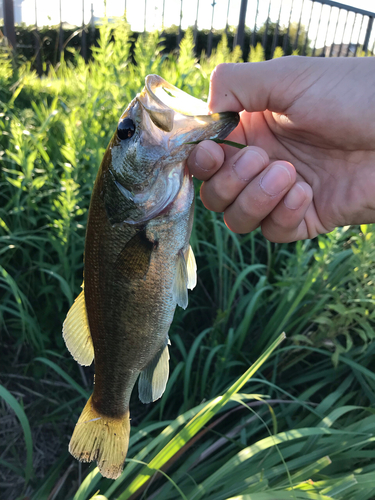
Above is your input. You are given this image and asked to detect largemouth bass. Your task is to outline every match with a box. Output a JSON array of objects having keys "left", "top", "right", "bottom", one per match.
[{"left": 63, "top": 75, "right": 239, "bottom": 479}]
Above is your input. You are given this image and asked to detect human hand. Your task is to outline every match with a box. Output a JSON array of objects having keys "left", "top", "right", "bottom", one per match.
[{"left": 187, "top": 57, "right": 375, "bottom": 241}]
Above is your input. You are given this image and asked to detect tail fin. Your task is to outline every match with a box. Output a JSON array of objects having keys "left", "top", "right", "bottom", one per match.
[{"left": 69, "top": 395, "right": 130, "bottom": 479}]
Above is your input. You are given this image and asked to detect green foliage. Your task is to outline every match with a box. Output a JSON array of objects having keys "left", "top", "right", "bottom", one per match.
[
  {"left": 1, "top": 21, "right": 375, "bottom": 500},
  {"left": 273, "top": 46, "right": 284, "bottom": 59},
  {"left": 248, "top": 42, "right": 265, "bottom": 62}
]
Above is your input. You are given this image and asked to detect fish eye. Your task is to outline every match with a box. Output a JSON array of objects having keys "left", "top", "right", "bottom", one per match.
[{"left": 117, "top": 118, "right": 135, "bottom": 140}]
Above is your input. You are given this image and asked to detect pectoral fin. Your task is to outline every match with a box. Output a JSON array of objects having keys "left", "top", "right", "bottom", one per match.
[
  {"left": 173, "top": 250, "right": 189, "bottom": 309},
  {"left": 63, "top": 287, "right": 94, "bottom": 366},
  {"left": 138, "top": 339, "right": 170, "bottom": 404},
  {"left": 115, "top": 229, "right": 154, "bottom": 279},
  {"left": 185, "top": 245, "right": 197, "bottom": 290}
]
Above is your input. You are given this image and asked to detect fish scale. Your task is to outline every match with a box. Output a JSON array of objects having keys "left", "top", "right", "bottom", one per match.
[{"left": 62, "top": 74, "right": 239, "bottom": 479}]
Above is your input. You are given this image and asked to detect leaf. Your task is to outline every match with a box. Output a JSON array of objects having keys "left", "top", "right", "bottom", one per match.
[
  {"left": 35, "top": 357, "right": 89, "bottom": 399},
  {"left": 185, "top": 138, "right": 246, "bottom": 149},
  {"left": 0, "top": 384, "right": 33, "bottom": 484}
]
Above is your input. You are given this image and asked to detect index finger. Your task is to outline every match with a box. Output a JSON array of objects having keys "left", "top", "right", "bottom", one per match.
[
  {"left": 187, "top": 120, "right": 247, "bottom": 180},
  {"left": 208, "top": 59, "right": 309, "bottom": 114}
]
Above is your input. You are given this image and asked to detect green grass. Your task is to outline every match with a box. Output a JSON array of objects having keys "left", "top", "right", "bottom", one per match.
[{"left": 1, "top": 18, "right": 375, "bottom": 500}]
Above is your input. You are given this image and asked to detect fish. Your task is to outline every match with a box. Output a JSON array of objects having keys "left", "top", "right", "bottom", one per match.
[{"left": 62, "top": 74, "right": 239, "bottom": 479}]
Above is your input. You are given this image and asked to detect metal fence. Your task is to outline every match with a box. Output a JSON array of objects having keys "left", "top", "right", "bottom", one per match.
[{"left": 2, "top": 0, "right": 375, "bottom": 66}]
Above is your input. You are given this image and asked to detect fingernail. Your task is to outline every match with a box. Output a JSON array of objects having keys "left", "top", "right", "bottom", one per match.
[
  {"left": 233, "top": 149, "right": 265, "bottom": 181},
  {"left": 195, "top": 146, "right": 215, "bottom": 171},
  {"left": 284, "top": 182, "right": 307, "bottom": 210},
  {"left": 260, "top": 164, "right": 291, "bottom": 196}
]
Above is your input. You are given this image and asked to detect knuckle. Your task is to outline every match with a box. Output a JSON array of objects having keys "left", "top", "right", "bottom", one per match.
[
  {"left": 237, "top": 192, "right": 269, "bottom": 220},
  {"left": 213, "top": 185, "right": 233, "bottom": 207},
  {"left": 261, "top": 223, "right": 287, "bottom": 243},
  {"left": 269, "top": 210, "right": 295, "bottom": 229},
  {"left": 236, "top": 194, "right": 254, "bottom": 218},
  {"left": 211, "top": 63, "right": 231, "bottom": 84},
  {"left": 204, "top": 177, "right": 234, "bottom": 210},
  {"left": 200, "top": 185, "right": 223, "bottom": 213}
]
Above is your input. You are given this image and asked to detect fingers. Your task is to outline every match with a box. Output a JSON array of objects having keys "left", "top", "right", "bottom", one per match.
[
  {"left": 260, "top": 182, "right": 314, "bottom": 242},
  {"left": 186, "top": 112, "right": 249, "bottom": 181},
  {"left": 187, "top": 140, "right": 315, "bottom": 243},
  {"left": 223, "top": 161, "right": 297, "bottom": 234},
  {"left": 187, "top": 140, "right": 225, "bottom": 181},
  {"left": 208, "top": 58, "right": 312, "bottom": 114},
  {"left": 200, "top": 146, "right": 269, "bottom": 212}
]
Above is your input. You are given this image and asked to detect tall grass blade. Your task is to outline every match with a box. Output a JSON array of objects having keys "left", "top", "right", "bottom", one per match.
[{"left": 0, "top": 384, "right": 33, "bottom": 484}]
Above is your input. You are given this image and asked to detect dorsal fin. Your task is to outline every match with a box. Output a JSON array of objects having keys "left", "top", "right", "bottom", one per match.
[
  {"left": 138, "top": 338, "right": 170, "bottom": 404},
  {"left": 63, "top": 287, "right": 94, "bottom": 366}
]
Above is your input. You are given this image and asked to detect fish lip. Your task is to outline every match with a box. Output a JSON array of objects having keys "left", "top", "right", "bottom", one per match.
[
  {"left": 168, "top": 112, "right": 240, "bottom": 152},
  {"left": 144, "top": 75, "right": 209, "bottom": 116}
]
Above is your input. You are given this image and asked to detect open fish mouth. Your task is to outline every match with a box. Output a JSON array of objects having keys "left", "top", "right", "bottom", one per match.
[
  {"left": 137, "top": 74, "right": 239, "bottom": 147},
  {"left": 145, "top": 74, "right": 211, "bottom": 117}
]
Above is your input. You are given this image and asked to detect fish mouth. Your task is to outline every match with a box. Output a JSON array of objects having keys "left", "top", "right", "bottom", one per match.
[
  {"left": 145, "top": 75, "right": 210, "bottom": 119},
  {"left": 137, "top": 75, "right": 239, "bottom": 147}
]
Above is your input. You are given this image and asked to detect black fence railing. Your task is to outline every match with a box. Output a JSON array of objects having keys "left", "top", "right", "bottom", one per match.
[
  {"left": 237, "top": 0, "right": 375, "bottom": 58},
  {"left": 1, "top": 0, "right": 375, "bottom": 75}
]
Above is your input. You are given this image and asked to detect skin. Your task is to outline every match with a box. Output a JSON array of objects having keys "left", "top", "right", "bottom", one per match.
[{"left": 187, "top": 57, "right": 375, "bottom": 242}]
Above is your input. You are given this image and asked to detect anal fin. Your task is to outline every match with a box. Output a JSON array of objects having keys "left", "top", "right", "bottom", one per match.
[
  {"left": 138, "top": 339, "right": 170, "bottom": 404},
  {"left": 63, "top": 287, "right": 94, "bottom": 366}
]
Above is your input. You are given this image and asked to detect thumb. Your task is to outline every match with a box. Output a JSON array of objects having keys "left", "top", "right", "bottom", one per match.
[{"left": 208, "top": 58, "right": 310, "bottom": 114}]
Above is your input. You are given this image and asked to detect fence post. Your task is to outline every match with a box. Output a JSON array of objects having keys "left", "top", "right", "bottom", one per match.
[
  {"left": 162, "top": 0, "right": 166, "bottom": 29},
  {"left": 293, "top": 0, "right": 305, "bottom": 51},
  {"left": 34, "top": 0, "right": 42, "bottom": 76},
  {"left": 81, "top": 0, "right": 87, "bottom": 62},
  {"left": 207, "top": 1, "right": 216, "bottom": 56},
  {"left": 234, "top": 0, "right": 247, "bottom": 51},
  {"left": 3, "top": 0, "right": 17, "bottom": 49},
  {"left": 262, "top": 1, "right": 271, "bottom": 52},
  {"left": 178, "top": 0, "right": 183, "bottom": 45},
  {"left": 193, "top": 0, "right": 199, "bottom": 51},
  {"left": 59, "top": 0, "right": 63, "bottom": 60},
  {"left": 91, "top": 3, "right": 95, "bottom": 40},
  {"left": 251, "top": 0, "right": 259, "bottom": 48},
  {"left": 225, "top": 0, "right": 230, "bottom": 37},
  {"left": 144, "top": 0, "right": 147, "bottom": 32},
  {"left": 270, "top": 0, "right": 282, "bottom": 58},
  {"left": 363, "top": 16, "right": 374, "bottom": 55}
]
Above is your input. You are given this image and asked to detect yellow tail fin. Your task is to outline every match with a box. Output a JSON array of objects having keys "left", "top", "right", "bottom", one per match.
[{"left": 69, "top": 395, "right": 130, "bottom": 479}]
